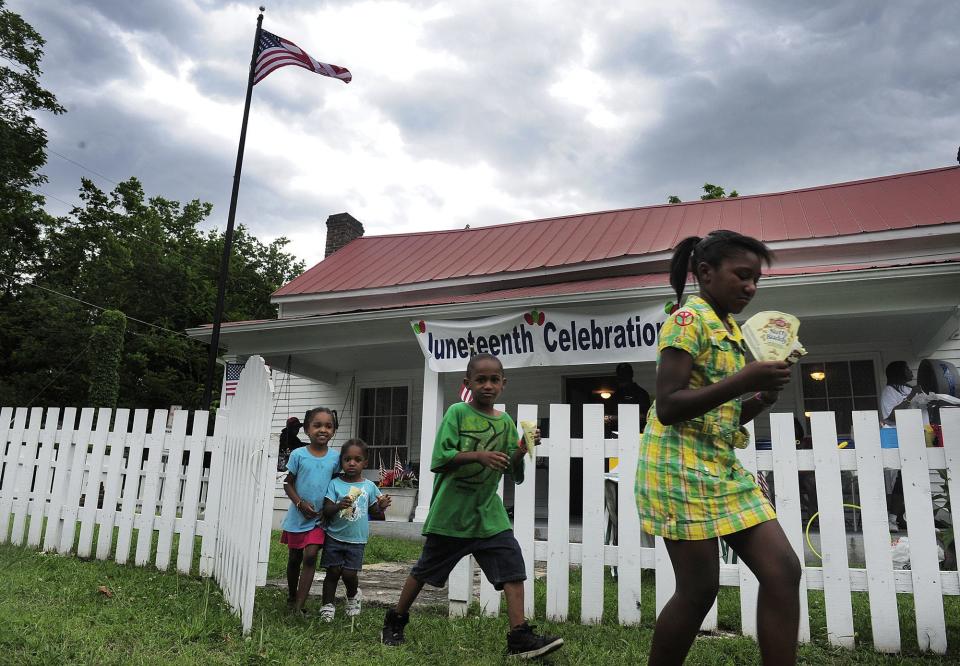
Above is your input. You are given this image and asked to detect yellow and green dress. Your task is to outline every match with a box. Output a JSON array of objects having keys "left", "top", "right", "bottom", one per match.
[{"left": 635, "top": 295, "right": 776, "bottom": 541}]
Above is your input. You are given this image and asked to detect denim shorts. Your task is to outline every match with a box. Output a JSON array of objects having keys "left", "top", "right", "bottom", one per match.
[
  {"left": 320, "top": 536, "right": 366, "bottom": 570},
  {"left": 410, "top": 529, "right": 526, "bottom": 591}
]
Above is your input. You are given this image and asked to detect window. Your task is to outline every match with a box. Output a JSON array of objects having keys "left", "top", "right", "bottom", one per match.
[
  {"left": 800, "top": 359, "right": 878, "bottom": 436},
  {"left": 356, "top": 386, "right": 410, "bottom": 466}
]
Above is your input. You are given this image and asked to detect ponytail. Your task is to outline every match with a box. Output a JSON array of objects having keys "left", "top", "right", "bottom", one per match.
[
  {"left": 667, "top": 230, "right": 774, "bottom": 307},
  {"left": 669, "top": 236, "right": 701, "bottom": 304}
]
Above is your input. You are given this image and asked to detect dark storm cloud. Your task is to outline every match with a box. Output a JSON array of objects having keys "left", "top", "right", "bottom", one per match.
[
  {"left": 13, "top": 0, "right": 960, "bottom": 266},
  {"left": 26, "top": 2, "right": 139, "bottom": 88},
  {"left": 579, "top": 1, "right": 960, "bottom": 205}
]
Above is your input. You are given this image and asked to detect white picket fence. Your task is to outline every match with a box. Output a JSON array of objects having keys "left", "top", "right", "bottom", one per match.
[
  {"left": 448, "top": 404, "right": 960, "bottom": 655},
  {"left": 0, "top": 356, "right": 276, "bottom": 635},
  {"left": 209, "top": 356, "right": 277, "bottom": 633}
]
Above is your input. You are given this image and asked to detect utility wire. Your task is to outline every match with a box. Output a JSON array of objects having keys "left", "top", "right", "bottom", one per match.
[
  {"left": 47, "top": 148, "right": 120, "bottom": 186},
  {"left": 0, "top": 269, "right": 205, "bottom": 343},
  {"left": 19, "top": 343, "right": 92, "bottom": 408}
]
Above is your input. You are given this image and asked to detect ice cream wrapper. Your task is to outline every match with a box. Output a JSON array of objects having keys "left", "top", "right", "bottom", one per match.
[
  {"left": 340, "top": 486, "right": 362, "bottom": 519},
  {"left": 742, "top": 311, "right": 807, "bottom": 365},
  {"left": 519, "top": 420, "right": 537, "bottom": 460}
]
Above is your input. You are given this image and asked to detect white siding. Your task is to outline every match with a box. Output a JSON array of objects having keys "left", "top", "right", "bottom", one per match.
[
  {"left": 929, "top": 325, "right": 960, "bottom": 367},
  {"left": 270, "top": 368, "right": 424, "bottom": 460}
]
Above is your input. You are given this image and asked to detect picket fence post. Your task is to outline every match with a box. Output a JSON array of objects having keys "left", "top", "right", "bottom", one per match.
[
  {"left": 851, "top": 412, "right": 900, "bottom": 652},
  {"left": 114, "top": 409, "right": 149, "bottom": 565},
  {"left": 616, "top": 403, "right": 643, "bottom": 626},
  {"left": 27, "top": 407, "right": 60, "bottom": 548},
  {"left": 514, "top": 403, "right": 539, "bottom": 619},
  {"left": 897, "top": 410, "right": 946, "bottom": 654}
]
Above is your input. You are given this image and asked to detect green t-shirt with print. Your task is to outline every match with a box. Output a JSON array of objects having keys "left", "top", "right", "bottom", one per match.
[{"left": 422, "top": 401, "right": 524, "bottom": 538}]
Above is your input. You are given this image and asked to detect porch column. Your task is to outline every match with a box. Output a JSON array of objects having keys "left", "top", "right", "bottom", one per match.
[{"left": 414, "top": 361, "right": 444, "bottom": 522}]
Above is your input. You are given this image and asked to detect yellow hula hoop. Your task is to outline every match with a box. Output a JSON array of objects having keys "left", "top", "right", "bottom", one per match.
[{"left": 804, "top": 504, "right": 862, "bottom": 560}]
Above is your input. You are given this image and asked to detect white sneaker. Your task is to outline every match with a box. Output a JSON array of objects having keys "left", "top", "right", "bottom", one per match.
[
  {"left": 319, "top": 603, "right": 335, "bottom": 623},
  {"left": 346, "top": 589, "right": 362, "bottom": 617}
]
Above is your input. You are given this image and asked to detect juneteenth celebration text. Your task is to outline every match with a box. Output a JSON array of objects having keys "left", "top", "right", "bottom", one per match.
[{"left": 425, "top": 317, "right": 664, "bottom": 360}]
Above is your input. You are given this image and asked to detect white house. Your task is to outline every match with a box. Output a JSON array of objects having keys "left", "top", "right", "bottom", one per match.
[{"left": 188, "top": 165, "right": 960, "bottom": 522}]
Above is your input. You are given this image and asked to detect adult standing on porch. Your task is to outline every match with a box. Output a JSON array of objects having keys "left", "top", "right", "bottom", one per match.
[
  {"left": 636, "top": 231, "right": 801, "bottom": 665},
  {"left": 880, "top": 360, "right": 925, "bottom": 530}
]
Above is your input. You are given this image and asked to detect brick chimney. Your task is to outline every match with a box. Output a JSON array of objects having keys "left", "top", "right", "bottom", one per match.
[{"left": 324, "top": 212, "right": 364, "bottom": 257}]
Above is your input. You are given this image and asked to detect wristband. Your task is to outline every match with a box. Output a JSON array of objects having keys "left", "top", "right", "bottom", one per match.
[
  {"left": 296, "top": 499, "right": 303, "bottom": 510},
  {"left": 755, "top": 392, "right": 778, "bottom": 406}
]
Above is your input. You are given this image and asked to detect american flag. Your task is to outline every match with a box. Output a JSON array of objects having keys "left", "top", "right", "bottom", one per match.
[
  {"left": 394, "top": 453, "right": 404, "bottom": 476},
  {"left": 378, "top": 453, "right": 386, "bottom": 484},
  {"left": 757, "top": 471, "right": 772, "bottom": 503},
  {"left": 224, "top": 362, "right": 244, "bottom": 397},
  {"left": 459, "top": 384, "right": 472, "bottom": 403},
  {"left": 253, "top": 29, "right": 352, "bottom": 86}
]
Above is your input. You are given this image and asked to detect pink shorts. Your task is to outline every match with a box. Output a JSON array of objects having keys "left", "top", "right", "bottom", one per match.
[{"left": 280, "top": 525, "right": 325, "bottom": 549}]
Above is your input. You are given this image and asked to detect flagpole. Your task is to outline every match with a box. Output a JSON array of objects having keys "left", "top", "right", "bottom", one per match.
[{"left": 202, "top": 7, "right": 265, "bottom": 411}]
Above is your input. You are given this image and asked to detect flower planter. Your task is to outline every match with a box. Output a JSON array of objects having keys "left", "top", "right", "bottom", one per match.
[{"left": 382, "top": 486, "right": 418, "bottom": 522}]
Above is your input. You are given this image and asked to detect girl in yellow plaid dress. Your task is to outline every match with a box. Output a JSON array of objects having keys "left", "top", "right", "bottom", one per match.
[{"left": 637, "top": 231, "right": 801, "bottom": 666}]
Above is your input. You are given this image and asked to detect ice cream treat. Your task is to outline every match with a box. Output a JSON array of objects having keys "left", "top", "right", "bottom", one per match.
[
  {"left": 742, "top": 311, "right": 807, "bottom": 365},
  {"left": 340, "top": 485, "right": 363, "bottom": 519},
  {"left": 519, "top": 420, "right": 537, "bottom": 460}
]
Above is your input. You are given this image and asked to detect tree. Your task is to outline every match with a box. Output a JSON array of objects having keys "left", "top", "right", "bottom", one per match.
[
  {"left": 700, "top": 183, "right": 738, "bottom": 200},
  {"left": 0, "top": 0, "right": 64, "bottom": 292},
  {"left": 667, "top": 183, "right": 739, "bottom": 203},
  {"left": 0, "top": 177, "right": 305, "bottom": 409},
  {"left": 87, "top": 309, "right": 126, "bottom": 408},
  {"left": 0, "top": 3, "right": 307, "bottom": 410}
]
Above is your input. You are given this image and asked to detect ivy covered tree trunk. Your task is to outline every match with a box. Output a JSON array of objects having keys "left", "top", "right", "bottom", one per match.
[{"left": 87, "top": 309, "right": 126, "bottom": 408}]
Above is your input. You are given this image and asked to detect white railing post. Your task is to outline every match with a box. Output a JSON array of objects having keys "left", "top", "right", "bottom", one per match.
[{"left": 415, "top": 362, "right": 442, "bottom": 523}]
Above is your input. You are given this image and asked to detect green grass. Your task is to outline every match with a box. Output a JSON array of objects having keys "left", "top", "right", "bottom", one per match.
[
  {"left": 1, "top": 536, "right": 958, "bottom": 664},
  {"left": 266, "top": 530, "right": 423, "bottom": 580}
]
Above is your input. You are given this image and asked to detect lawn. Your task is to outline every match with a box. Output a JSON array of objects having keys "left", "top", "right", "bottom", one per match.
[{"left": 1, "top": 534, "right": 958, "bottom": 665}]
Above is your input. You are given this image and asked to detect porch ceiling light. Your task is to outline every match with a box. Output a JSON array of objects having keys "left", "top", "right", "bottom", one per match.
[
  {"left": 599, "top": 391, "right": 612, "bottom": 400},
  {"left": 809, "top": 371, "right": 826, "bottom": 381}
]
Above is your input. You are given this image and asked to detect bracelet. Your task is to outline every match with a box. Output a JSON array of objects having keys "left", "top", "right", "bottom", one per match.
[
  {"left": 755, "top": 392, "right": 778, "bottom": 406},
  {"left": 295, "top": 499, "right": 302, "bottom": 510}
]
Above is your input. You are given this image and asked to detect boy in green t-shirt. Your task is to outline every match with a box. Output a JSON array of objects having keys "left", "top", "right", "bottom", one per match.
[{"left": 381, "top": 353, "right": 564, "bottom": 659}]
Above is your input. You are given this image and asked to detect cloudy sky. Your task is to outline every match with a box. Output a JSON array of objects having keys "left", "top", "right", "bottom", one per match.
[{"left": 15, "top": 0, "right": 960, "bottom": 268}]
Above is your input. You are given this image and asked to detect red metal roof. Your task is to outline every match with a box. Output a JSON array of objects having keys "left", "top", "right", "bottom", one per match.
[
  {"left": 275, "top": 166, "right": 960, "bottom": 297},
  {"left": 358, "top": 257, "right": 960, "bottom": 312}
]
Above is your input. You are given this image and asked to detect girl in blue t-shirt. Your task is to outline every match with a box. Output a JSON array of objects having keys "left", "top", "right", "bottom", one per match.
[
  {"left": 319, "top": 439, "right": 391, "bottom": 622},
  {"left": 281, "top": 407, "right": 340, "bottom": 613}
]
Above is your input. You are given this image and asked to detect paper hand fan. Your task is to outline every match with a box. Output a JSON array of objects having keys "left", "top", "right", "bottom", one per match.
[{"left": 742, "top": 311, "right": 807, "bottom": 365}]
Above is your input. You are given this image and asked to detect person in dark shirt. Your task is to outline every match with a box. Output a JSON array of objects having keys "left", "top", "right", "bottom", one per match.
[
  {"left": 609, "top": 362, "right": 652, "bottom": 432},
  {"left": 278, "top": 416, "right": 305, "bottom": 471}
]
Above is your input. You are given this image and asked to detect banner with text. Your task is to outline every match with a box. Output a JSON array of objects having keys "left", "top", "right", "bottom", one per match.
[{"left": 411, "top": 305, "right": 668, "bottom": 372}]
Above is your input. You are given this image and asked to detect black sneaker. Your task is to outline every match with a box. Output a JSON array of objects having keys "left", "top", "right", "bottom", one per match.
[
  {"left": 506, "top": 622, "right": 564, "bottom": 659},
  {"left": 381, "top": 609, "right": 409, "bottom": 646}
]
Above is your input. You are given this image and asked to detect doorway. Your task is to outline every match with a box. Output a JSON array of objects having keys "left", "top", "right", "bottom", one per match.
[{"left": 564, "top": 374, "right": 618, "bottom": 518}]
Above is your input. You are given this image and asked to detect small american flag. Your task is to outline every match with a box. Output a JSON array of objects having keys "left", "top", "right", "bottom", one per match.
[
  {"left": 459, "top": 384, "right": 473, "bottom": 403},
  {"left": 757, "top": 471, "right": 772, "bottom": 503},
  {"left": 378, "top": 453, "right": 386, "bottom": 484},
  {"left": 394, "top": 453, "right": 404, "bottom": 476},
  {"left": 254, "top": 29, "right": 351, "bottom": 86},
  {"left": 224, "top": 362, "right": 244, "bottom": 397}
]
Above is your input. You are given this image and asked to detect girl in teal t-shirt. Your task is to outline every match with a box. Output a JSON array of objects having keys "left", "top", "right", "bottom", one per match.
[
  {"left": 280, "top": 407, "right": 340, "bottom": 613},
  {"left": 318, "top": 439, "right": 391, "bottom": 622}
]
